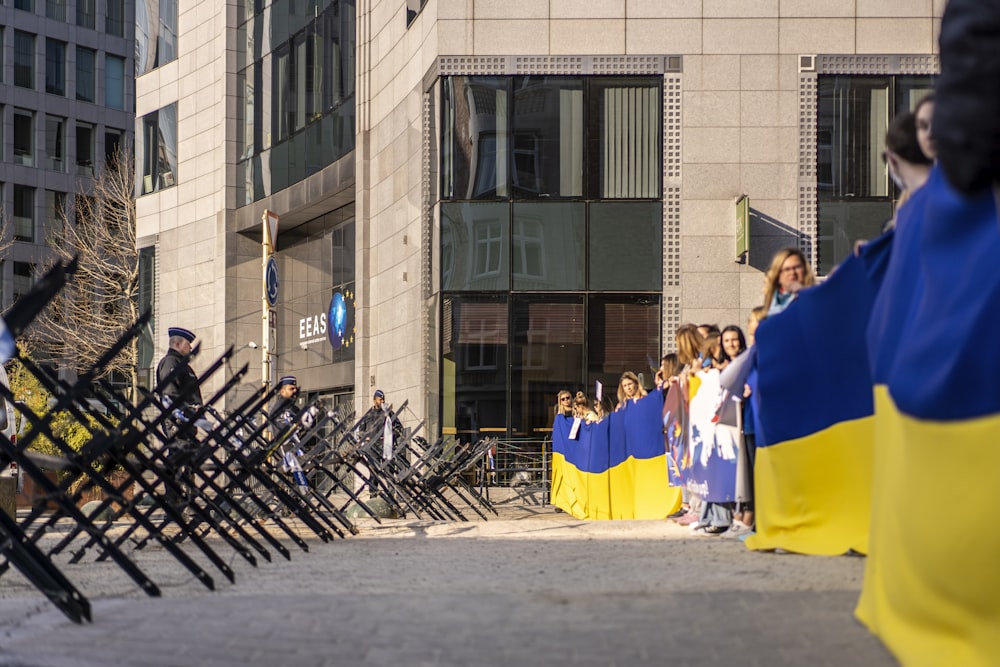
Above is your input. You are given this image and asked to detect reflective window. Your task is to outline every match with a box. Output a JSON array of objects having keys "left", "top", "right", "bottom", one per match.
[
  {"left": 46, "top": 0, "right": 67, "bottom": 21},
  {"left": 14, "top": 31, "right": 35, "bottom": 89},
  {"left": 105, "top": 128, "right": 125, "bottom": 167},
  {"left": 136, "top": 0, "right": 177, "bottom": 74},
  {"left": 442, "top": 295, "right": 509, "bottom": 438},
  {"left": 512, "top": 202, "right": 585, "bottom": 291},
  {"left": 510, "top": 295, "right": 585, "bottom": 437},
  {"left": 15, "top": 0, "right": 34, "bottom": 11},
  {"left": 512, "top": 77, "right": 583, "bottom": 198},
  {"left": 46, "top": 39, "right": 66, "bottom": 96},
  {"left": 588, "top": 79, "right": 661, "bottom": 199},
  {"left": 137, "top": 246, "right": 156, "bottom": 387},
  {"left": 76, "top": 122, "right": 95, "bottom": 175},
  {"left": 13, "top": 110, "right": 34, "bottom": 166},
  {"left": 45, "top": 115, "right": 65, "bottom": 172},
  {"left": 587, "top": 295, "right": 661, "bottom": 393},
  {"left": 589, "top": 202, "right": 662, "bottom": 291},
  {"left": 76, "top": 47, "right": 96, "bottom": 102},
  {"left": 76, "top": 0, "right": 95, "bottom": 29},
  {"left": 106, "top": 0, "right": 125, "bottom": 36},
  {"left": 440, "top": 202, "right": 509, "bottom": 291},
  {"left": 13, "top": 186, "right": 36, "bottom": 242},
  {"left": 138, "top": 104, "right": 177, "bottom": 194},
  {"left": 238, "top": 0, "right": 356, "bottom": 203},
  {"left": 12, "top": 262, "right": 36, "bottom": 303},
  {"left": 817, "top": 75, "right": 935, "bottom": 274},
  {"left": 45, "top": 190, "right": 66, "bottom": 238},
  {"left": 105, "top": 55, "right": 125, "bottom": 109},
  {"left": 441, "top": 77, "right": 510, "bottom": 200}
]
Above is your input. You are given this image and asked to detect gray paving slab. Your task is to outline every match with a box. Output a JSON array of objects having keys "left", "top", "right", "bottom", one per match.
[{"left": 0, "top": 507, "right": 898, "bottom": 667}]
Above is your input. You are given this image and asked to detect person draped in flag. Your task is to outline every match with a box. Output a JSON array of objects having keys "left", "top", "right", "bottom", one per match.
[{"left": 762, "top": 248, "right": 815, "bottom": 316}]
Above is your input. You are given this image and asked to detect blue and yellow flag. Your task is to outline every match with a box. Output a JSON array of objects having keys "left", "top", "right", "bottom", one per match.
[
  {"left": 550, "top": 391, "right": 682, "bottom": 520},
  {"left": 744, "top": 236, "right": 889, "bottom": 555},
  {"left": 856, "top": 167, "right": 1000, "bottom": 666}
]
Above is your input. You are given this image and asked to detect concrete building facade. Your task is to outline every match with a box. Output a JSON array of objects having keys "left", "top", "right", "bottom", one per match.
[
  {"left": 137, "top": 0, "right": 943, "bottom": 441},
  {"left": 0, "top": 0, "right": 135, "bottom": 313}
]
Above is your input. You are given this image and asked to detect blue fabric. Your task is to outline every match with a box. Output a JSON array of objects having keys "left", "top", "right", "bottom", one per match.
[
  {"left": 756, "top": 240, "right": 889, "bottom": 447},
  {"left": 552, "top": 391, "right": 665, "bottom": 473},
  {"left": 873, "top": 166, "right": 1000, "bottom": 420}
]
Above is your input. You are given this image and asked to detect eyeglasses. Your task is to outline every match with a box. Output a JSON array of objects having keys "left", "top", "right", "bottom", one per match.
[
  {"left": 560, "top": 396, "right": 571, "bottom": 402},
  {"left": 780, "top": 264, "right": 805, "bottom": 273}
]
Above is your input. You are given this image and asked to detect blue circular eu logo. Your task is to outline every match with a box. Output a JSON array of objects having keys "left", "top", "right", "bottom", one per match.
[
  {"left": 265, "top": 257, "right": 279, "bottom": 306},
  {"left": 327, "top": 290, "right": 351, "bottom": 350}
]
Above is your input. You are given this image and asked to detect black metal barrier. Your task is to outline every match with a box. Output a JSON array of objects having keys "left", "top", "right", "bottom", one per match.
[{"left": 0, "top": 258, "right": 498, "bottom": 625}]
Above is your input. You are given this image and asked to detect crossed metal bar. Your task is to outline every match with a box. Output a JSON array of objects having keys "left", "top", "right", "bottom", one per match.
[{"left": 0, "top": 258, "right": 501, "bottom": 627}]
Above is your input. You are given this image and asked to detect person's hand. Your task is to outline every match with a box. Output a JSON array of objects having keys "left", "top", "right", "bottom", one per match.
[{"left": 743, "top": 383, "right": 752, "bottom": 398}]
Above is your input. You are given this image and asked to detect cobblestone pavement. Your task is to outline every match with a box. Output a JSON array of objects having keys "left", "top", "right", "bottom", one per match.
[{"left": 0, "top": 505, "right": 897, "bottom": 667}]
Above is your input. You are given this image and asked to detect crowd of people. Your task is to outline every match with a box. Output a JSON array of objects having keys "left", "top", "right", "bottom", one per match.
[{"left": 550, "top": 90, "right": 937, "bottom": 540}]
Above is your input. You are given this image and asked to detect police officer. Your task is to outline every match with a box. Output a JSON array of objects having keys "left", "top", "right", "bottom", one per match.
[
  {"left": 156, "top": 326, "right": 202, "bottom": 415},
  {"left": 269, "top": 376, "right": 300, "bottom": 428},
  {"left": 155, "top": 326, "right": 202, "bottom": 511}
]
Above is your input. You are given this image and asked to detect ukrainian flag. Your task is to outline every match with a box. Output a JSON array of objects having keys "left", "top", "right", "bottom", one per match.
[
  {"left": 744, "top": 235, "right": 889, "bottom": 555},
  {"left": 856, "top": 167, "right": 1000, "bottom": 666},
  {"left": 550, "top": 391, "right": 682, "bottom": 520}
]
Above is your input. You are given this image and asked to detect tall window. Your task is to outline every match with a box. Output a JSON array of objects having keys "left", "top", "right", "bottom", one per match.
[
  {"left": 45, "top": 116, "right": 65, "bottom": 172},
  {"left": 46, "top": 0, "right": 67, "bottom": 21},
  {"left": 76, "top": 0, "right": 96, "bottom": 29},
  {"left": 106, "top": 0, "right": 125, "bottom": 36},
  {"left": 75, "top": 47, "right": 96, "bottom": 102},
  {"left": 104, "top": 55, "right": 125, "bottom": 109},
  {"left": 14, "top": 31, "right": 35, "bottom": 89},
  {"left": 76, "top": 122, "right": 95, "bottom": 175},
  {"left": 15, "top": 0, "right": 35, "bottom": 11},
  {"left": 13, "top": 186, "right": 36, "bottom": 243},
  {"left": 105, "top": 128, "right": 125, "bottom": 166},
  {"left": 137, "top": 246, "right": 156, "bottom": 387},
  {"left": 439, "top": 75, "right": 664, "bottom": 440},
  {"left": 45, "top": 190, "right": 66, "bottom": 237},
  {"left": 45, "top": 39, "right": 66, "bottom": 95},
  {"left": 816, "top": 75, "right": 935, "bottom": 274},
  {"left": 13, "top": 110, "right": 34, "bottom": 166},
  {"left": 139, "top": 104, "right": 178, "bottom": 194},
  {"left": 12, "top": 262, "right": 36, "bottom": 303},
  {"left": 136, "top": 0, "right": 177, "bottom": 74}
]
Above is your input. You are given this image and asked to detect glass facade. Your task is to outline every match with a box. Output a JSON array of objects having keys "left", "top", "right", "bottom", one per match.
[
  {"left": 136, "top": 0, "right": 177, "bottom": 75},
  {"left": 816, "top": 75, "right": 935, "bottom": 274},
  {"left": 439, "top": 75, "right": 664, "bottom": 441},
  {"left": 279, "top": 205, "right": 356, "bottom": 385},
  {"left": 138, "top": 104, "right": 177, "bottom": 194},
  {"left": 236, "top": 0, "right": 356, "bottom": 204}
]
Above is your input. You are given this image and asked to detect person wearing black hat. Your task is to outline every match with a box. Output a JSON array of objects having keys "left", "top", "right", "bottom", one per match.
[
  {"left": 269, "top": 376, "right": 301, "bottom": 427},
  {"left": 156, "top": 327, "right": 203, "bottom": 416}
]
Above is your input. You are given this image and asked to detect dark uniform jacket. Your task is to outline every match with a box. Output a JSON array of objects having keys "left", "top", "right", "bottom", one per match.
[{"left": 156, "top": 348, "right": 203, "bottom": 412}]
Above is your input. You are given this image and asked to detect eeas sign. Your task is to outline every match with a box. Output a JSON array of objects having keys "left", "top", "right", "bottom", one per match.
[{"left": 735, "top": 194, "right": 749, "bottom": 262}]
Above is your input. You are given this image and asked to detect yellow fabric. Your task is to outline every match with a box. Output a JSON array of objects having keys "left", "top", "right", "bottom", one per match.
[
  {"left": 744, "top": 415, "right": 874, "bottom": 555},
  {"left": 550, "top": 452, "right": 682, "bottom": 520},
  {"left": 855, "top": 387, "right": 1000, "bottom": 667}
]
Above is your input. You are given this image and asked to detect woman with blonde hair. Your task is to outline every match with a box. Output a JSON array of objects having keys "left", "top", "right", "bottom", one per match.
[
  {"left": 762, "top": 248, "right": 815, "bottom": 316},
  {"left": 615, "top": 371, "right": 647, "bottom": 411},
  {"left": 554, "top": 390, "right": 573, "bottom": 419}
]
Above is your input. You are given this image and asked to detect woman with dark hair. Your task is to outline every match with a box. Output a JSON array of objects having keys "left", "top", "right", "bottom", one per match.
[
  {"left": 884, "top": 110, "right": 934, "bottom": 222},
  {"left": 914, "top": 93, "right": 935, "bottom": 162},
  {"left": 720, "top": 325, "right": 747, "bottom": 362}
]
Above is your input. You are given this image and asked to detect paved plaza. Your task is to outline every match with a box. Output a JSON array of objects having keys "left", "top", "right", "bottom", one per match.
[{"left": 0, "top": 505, "right": 896, "bottom": 667}]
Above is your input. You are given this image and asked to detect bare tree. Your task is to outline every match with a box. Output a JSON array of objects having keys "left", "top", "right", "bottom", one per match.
[{"left": 27, "top": 146, "right": 144, "bottom": 401}]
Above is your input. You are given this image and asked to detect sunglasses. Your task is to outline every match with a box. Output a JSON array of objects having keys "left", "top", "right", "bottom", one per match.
[{"left": 560, "top": 396, "right": 571, "bottom": 401}]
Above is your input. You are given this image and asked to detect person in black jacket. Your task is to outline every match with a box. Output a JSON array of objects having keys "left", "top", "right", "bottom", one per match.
[
  {"left": 156, "top": 326, "right": 202, "bottom": 417},
  {"left": 269, "top": 376, "right": 301, "bottom": 428}
]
